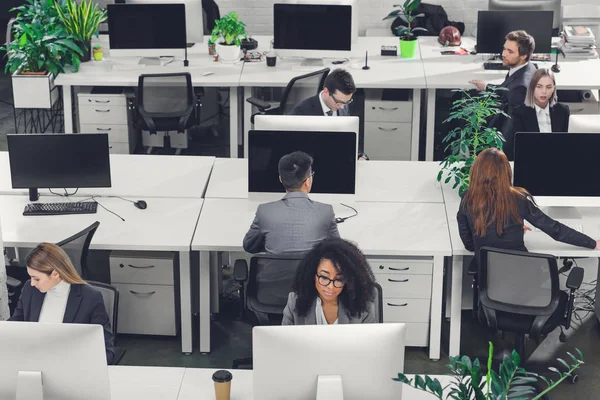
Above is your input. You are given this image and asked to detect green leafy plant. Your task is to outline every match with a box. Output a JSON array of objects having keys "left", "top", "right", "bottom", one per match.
[
  {"left": 394, "top": 342, "right": 584, "bottom": 399},
  {"left": 210, "top": 12, "right": 246, "bottom": 46},
  {"left": 2, "top": 0, "right": 83, "bottom": 75},
  {"left": 383, "top": 0, "right": 427, "bottom": 40},
  {"left": 55, "top": 0, "right": 107, "bottom": 42},
  {"left": 437, "top": 87, "right": 507, "bottom": 196}
]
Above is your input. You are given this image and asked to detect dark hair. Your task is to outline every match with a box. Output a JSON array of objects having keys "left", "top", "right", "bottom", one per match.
[
  {"left": 324, "top": 69, "right": 356, "bottom": 96},
  {"left": 292, "top": 238, "right": 376, "bottom": 318},
  {"left": 278, "top": 151, "right": 313, "bottom": 190},
  {"left": 505, "top": 30, "right": 535, "bottom": 61}
]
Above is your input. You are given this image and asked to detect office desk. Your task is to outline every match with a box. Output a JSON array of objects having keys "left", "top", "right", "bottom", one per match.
[
  {"left": 205, "top": 158, "right": 444, "bottom": 203},
  {"left": 418, "top": 36, "right": 600, "bottom": 160},
  {"left": 192, "top": 198, "right": 451, "bottom": 358},
  {"left": 0, "top": 152, "right": 215, "bottom": 198},
  {"left": 0, "top": 195, "right": 203, "bottom": 354},
  {"left": 54, "top": 35, "right": 242, "bottom": 158},
  {"left": 240, "top": 36, "right": 426, "bottom": 160}
]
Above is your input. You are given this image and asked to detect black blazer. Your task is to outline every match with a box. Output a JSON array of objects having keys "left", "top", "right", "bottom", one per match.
[
  {"left": 10, "top": 282, "right": 115, "bottom": 365},
  {"left": 457, "top": 194, "right": 596, "bottom": 258},
  {"left": 289, "top": 94, "right": 350, "bottom": 116},
  {"left": 511, "top": 103, "right": 570, "bottom": 134}
]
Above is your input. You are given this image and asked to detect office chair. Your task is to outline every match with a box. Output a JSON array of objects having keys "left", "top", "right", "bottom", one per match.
[
  {"left": 56, "top": 221, "right": 100, "bottom": 280},
  {"left": 88, "top": 280, "right": 126, "bottom": 365},
  {"left": 245, "top": 68, "right": 330, "bottom": 124},
  {"left": 477, "top": 247, "right": 583, "bottom": 362},
  {"left": 134, "top": 73, "right": 197, "bottom": 154}
]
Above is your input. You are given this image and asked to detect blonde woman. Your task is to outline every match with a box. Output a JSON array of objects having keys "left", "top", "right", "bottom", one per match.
[{"left": 9, "top": 243, "right": 115, "bottom": 364}]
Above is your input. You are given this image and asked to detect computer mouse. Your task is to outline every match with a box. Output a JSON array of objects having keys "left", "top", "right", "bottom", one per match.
[
  {"left": 134, "top": 200, "right": 147, "bottom": 210},
  {"left": 202, "top": 71, "right": 215, "bottom": 76}
]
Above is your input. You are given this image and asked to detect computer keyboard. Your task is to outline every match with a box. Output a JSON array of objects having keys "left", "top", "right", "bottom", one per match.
[
  {"left": 483, "top": 62, "right": 509, "bottom": 70},
  {"left": 111, "top": 63, "right": 146, "bottom": 71},
  {"left": 23, "top": 202, "right": 98, "bottom": 216}
]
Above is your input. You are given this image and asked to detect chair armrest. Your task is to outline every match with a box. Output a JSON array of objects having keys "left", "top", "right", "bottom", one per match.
[
  {"left": 7, "top": 275, "right": 21, "bottom": 288},
  {"left": 566, "top": 267, "right": 584, "bottom": 290},
  {"left": 246, "top": 97, "right": 272, "bottom": 111},
  {"left": 233, "top": 259, "right": 249, "bottom": 282}
]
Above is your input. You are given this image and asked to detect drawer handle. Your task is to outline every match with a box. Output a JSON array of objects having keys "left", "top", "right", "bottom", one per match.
[
  {"left": 387, "top": 302, "right": 408, "bottom": 307},
  {"left": 377, "top": 107, "right": 399, "bottom": 111},
  {"left": 389, "top": 267, "right": 409, "bottom": 271},
  {"left": 92, "top": 99, "right": 110, "bottom": 103},
  {"left": 377, "top": 127, "right": 398, "bottom": 132},
  {"left": 127, "top": 264, "right": 155, "bottom": 269},
  {"left": 130, "top": 290, "right": 156, "bottom": 296},
  {"left": 388, "top": 278, "right": 409, "bottom": 283},
  {"left": 95, "top": 109, "right": 111, "bottom": 113},
  {"left": 96, "top": 127, "right": 112, "bottom": 131}
]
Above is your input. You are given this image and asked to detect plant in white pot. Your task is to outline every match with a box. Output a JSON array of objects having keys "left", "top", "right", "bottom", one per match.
[
  {"left": 210, "top": 12, "right": 246, "bottom": 63},
  {"left": 383, "top": 0, "right": 427, "bottom": 58},
  {"left": 55, "top": 0, "right": 107, "bottom": 63}
]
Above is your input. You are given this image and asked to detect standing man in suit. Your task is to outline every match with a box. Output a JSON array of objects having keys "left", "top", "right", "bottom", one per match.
[
  {"left": 243, "top": 151, "right": 339, "bottom": 254},
  {"left": 469, "top": 30, "right": 537, "bottom": 160}
]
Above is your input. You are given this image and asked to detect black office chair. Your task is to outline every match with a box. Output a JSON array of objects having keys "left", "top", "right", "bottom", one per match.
[
  {"left": 477, "top": 247, "right": 583, "bottom": 361},
  {"left": 88, "top": 280, "right": 126, "bottom": 365},
  {"left": 246, "top": 68, "right": 330, "bottom": 124},
  {"left": 134, "top": 73, "right": 197, "bottom": 154},
  {"left": 56, "top": 221, "right": 100, "bottom": 279}
]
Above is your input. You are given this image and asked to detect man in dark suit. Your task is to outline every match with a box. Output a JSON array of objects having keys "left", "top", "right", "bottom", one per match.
[{"left": 469, "top": 30, "right": 537, "bottom": 160}]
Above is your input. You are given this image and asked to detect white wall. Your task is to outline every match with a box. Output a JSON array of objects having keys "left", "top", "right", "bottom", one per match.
[{"left": 216, "top": 0, "right": 598, "bottom": 37}]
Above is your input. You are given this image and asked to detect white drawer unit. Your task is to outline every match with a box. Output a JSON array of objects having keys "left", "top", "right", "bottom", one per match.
[
  {"left": 365, "top": 100, "right": 412, "bottom": 123},
  {"left": 110, "top": 251, "right": 176, "bottom": 336},
  {"left": 79, "top": 105, "right": 128, "bottom": 124},
  {"left": 404, "top": 323, "right": 430, "bottom": 347},
  {"left": 370, "top": 258, "right": 433, "bottom": 275},
  {"left": 375, "top": 273, "right": 432, "bottom": 298}
]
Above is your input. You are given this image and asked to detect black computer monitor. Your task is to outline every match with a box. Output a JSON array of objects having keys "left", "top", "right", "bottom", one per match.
[
  {"left": 513, "top": 132, "right": 600, "bottom": 197},
  {"left": 248, "top": 130, "right": 357, "bottom": 194},
  {"left": 476, "top": 11, "right": 553, "bottom": 54},
  {"left": 107, "top": 4, "right": 187, "bottom": 57},
  {"left": 273, "top": 4, "right": 352, "bottom": 54},
  {"left": 7, "top": 133, "right": 112, "bottom": 201}
]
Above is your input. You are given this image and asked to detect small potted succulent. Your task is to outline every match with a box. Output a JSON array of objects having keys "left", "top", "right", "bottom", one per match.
[
  {"left": 210, "top": 12, "right": 246, "bottom": 63},
  {"left": 383, "top": 0, "right": 427, "bottom": 58},
  {"left": 93, "top": 43, "right": 103, "bottom": 61}
]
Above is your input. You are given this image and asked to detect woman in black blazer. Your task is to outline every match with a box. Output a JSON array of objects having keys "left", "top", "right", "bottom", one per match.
[
  {"left": 9, "top": 243, "right": 115, "bottom": 364},
  {"left": 457, "top": 148, "right": 599, "bottom": 259},
  {"left": 511, "top": 68, "right": 570, "bottom": 135}
]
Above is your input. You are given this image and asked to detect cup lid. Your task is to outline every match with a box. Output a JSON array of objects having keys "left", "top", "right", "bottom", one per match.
[{"left": 212, "top": 370, "right": 233, "bottom": 383}]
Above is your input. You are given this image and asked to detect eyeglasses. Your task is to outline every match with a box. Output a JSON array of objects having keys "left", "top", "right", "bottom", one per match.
[
  {"left": 330, "top": 92, "right": 354, "bottom": 106},
  {"left": 302, "top": 170, "right": 315, "bottom": 183},
  {"left": 316, "top": 274, "right": 345, "bottom": 289}
]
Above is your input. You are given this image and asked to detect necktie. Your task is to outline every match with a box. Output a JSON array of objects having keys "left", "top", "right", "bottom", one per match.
[
  {"left": 505, "top": 71, "right": 510, "bottom": 80},
  {"left": 326, "top": 110, "right": 333, "bottom": 116}
]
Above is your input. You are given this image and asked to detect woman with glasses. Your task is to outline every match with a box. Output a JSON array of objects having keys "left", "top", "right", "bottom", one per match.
[{"left": 282, "top": 238, "right": 377, "bottom": 325}]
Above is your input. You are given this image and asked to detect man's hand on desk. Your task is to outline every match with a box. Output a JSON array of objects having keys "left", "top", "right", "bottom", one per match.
[
  {"left": 595, "top": 240, "right": 600, "bottom": 250},
  {"left": 469, "top": 80, "right": 487, "bottom": 91}
]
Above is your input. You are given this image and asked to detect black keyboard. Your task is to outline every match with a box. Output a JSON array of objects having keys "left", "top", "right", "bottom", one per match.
[
  {"left": 23, "top": 202, "right": 98, "bottom": 216},
  {"left": 483, "top": 62, "right": 509, "bottom": 70}
]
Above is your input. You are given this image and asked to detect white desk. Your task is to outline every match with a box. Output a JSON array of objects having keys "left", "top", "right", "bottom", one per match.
[
  {"left": 205, "top": 158, "right": 444, "bottom": 203},
  {"left": 0, "top": 195, "right": 204, "bottom": 354},
  {"left": 0, "top": 152, "right": 215, "bottom": 198},
  {"left": 240, "top": 36, "right": 426, "bottom": 160},
  {"left": 192, "top": 198, "right": 451, "bottom": 358}
]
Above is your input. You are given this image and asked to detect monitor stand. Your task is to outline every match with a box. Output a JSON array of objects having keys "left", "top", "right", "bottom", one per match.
[
  {"left": 316, "top": 375, "right": 343, "bottom": 400},
  {"left": 301, "top": 58, "right": 324, "bottom": 67},
  {"left": 16, "top": 370, "right": 43, "bottom": 400},
  {"left": 29, "top": 188, "right": 39, "bottom": 202},
  {"left": 138, "top": 57, "right": 162, "bottom": 66}
]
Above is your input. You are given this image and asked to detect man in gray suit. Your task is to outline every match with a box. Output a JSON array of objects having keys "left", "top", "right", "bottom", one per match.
[{"left": 243, "top": 151, "right": 340, "bottom": 254}]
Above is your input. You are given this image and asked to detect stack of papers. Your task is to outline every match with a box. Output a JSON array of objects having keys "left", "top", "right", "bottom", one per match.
[{"left": 559, "top": 25, "right": 597, "bottom": 59}]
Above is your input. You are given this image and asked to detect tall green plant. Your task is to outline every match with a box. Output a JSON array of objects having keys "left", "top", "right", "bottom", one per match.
[
  {"left": 55, "top": 0, "right": 107, "bottom": 42},
  {"left": 394, "top": 342, "right": 584, "bottom": 399},
  {"left": 383, "top": 0, "right": 427, "bottom": 40},
  {"left": 210, "top": 12, "right": 246, "bottom": 46},
  {"left": 437, "top": 88, "right": 507, "bottom": 196}
]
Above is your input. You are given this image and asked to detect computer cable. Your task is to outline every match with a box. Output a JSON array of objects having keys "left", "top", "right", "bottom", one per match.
[
  {"left": 49, "top": 188, "right": 79, "bottom": 197},
  {"left": 335, "top": 203, "right": 358, "bottom": 224},
  {"left": 78, "top": 195, "right": 126, "bottom": 222}
]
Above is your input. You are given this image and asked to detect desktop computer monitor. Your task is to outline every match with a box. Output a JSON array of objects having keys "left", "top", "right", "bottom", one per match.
[
  {"left": 107, "top": 3, "right": 187, "bottom": 58},
  {"left": 0, "top": 321, "right": 110, "bottom": 400},
  {"left": 126, "top": 0, "right": 204, "bottom": 44},
  {"left": 248, "top": 129, "right": 357, "bottom": 194},
  {"left": 253, "top": 324, "right": 406, "bottom": 400},
  {"left": 7, "top": 133, "right": 112, "bottom": 201},
  {"left": 273, "top": 3, "right": 352, "bottom": 62},
  {"left": 476, "top": 11, "right": 553, "bottom": 54},
  {"left": 489, "top": 0, "right": 561, "bottom": 33}
]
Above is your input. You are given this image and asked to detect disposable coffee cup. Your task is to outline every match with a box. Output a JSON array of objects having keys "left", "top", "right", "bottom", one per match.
[
  {"left": 212, "top": 370, "right": 232, "bottom": 400},
  {"left": 266, "top": 54, "right": 277, "bottom": 67}
]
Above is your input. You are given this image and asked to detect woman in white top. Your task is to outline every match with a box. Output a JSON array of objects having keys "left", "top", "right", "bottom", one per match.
[
  {"left": 9, "top": 243, "right": 115, "bottom": 364},
  {"left": 282, "top": 238, "right": 377, "bottom": 325}
]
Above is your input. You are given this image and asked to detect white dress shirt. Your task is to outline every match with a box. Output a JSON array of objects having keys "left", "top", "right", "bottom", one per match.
[
  {"left": 318, "top": 91, "right": 336, "bottom": 116},
  {"left": 534, "top": 104, "right": 552, "bottom": 133},
  {"left": 508, "top": 62, "right": 529, "bottom": 77},
  {"left": 38, "top": 280, "right": 71, "bottom": 323},
  {"left": 315, "top": 297, "right": 338, "bottom": 325}
]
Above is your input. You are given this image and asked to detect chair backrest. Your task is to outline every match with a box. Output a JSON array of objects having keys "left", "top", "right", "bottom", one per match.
[
  {"left": 137, "top": 73, "right": 195, "bottom": 118},
  {"left": 202, "top": 0, "right": 220, "bottom": 34},
  {"left": 280, "top": 68, "right": 330, "bottom": 115},
  {"left": 88, "top": 280, "right": 119, "bottom": 338},
  {"left": 373, "top": 282, "right": 383, "bottom": 323},
  {"left": 56, "top": 221, "right": 100, "bottom": 279}
]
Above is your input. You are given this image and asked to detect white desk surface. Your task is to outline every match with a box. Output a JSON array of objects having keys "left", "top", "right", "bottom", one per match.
[
  {"left": 109, "top": 366, "right": 185, "bottom": 400},
  {"left": 0, "top": 152, "right": 215, "bottom": 199},
  {"left": 205, "top": 158, "right": 444, "bottom": 203},
  {"left": 192, "top": 198, "right": 451, "bottom": 257},
  {"left": 240, "top": 36, "right": 427, "bottom": 89},
  {"left": 0, "top": 195, "right": 203, "bottom": 252}
]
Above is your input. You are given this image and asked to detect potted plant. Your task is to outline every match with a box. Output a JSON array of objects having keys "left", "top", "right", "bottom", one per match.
[
  {"left": 394, "top": 342, "right": 584, "bottom": 399},
  {"left": 210, "top": 12, "right": 246, "bottom": 63},
  {"left": 437, "top": 88, "right": 507, "bottom": 196},
  {"left": 55, "top": 0, "right": 107, "bottom": 62},
  {"left": 93, "top": 43, "right": 103, "bottom": 61},
  {"left": 383, "top": 0, "right": 427, "bottom": 58}
]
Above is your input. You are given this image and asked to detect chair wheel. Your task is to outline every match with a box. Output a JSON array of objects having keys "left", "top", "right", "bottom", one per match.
[
  {"left": 570, "top": 374, "right": 579, "bottom": 384},
  {"left": 559, "top": 332, "right": 567, "bottom": 343}
]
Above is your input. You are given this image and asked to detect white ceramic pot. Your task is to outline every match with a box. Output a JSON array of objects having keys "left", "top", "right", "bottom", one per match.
[
  {"left": 11, "top": 70, "right": 58, "bottom": 109},
  {"left": 216, "top": 43, "right": 241, "bottom": 63}
]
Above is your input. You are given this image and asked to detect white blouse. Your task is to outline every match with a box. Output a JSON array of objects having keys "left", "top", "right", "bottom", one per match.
[
  {"left": 534, "top": 104, "right": 552, "bottom": 133},
  {"left": 38, "top": 280, "right": 71, "bottom": 323},
  {"left": 315, "top": 297, "right": 338, "bottom": 325}
]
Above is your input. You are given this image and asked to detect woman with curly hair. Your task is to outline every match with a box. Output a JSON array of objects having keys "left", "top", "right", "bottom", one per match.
[{"left": 282, "top": 238, "right": 377, "bottom": 325}]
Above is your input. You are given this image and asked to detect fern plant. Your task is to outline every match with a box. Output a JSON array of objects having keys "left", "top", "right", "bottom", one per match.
[
  {"left": 394, "top": 342, "right": 584, "bottom": 399},
  {"left": 55, "top": 0, "right": 107, "bottom": 42}
]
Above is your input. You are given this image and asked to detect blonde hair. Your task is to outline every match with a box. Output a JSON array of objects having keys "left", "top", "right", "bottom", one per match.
[
  {"left": 525, "top": 68, "right": 557, "bottom": 108},
  {"left": 26, "top": 243, "right": 87, "bottom": 285}
]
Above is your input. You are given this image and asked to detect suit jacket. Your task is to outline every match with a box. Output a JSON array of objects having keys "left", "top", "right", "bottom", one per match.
[
  {"left": 243, "top": 191, "right": 340, "bottom": 254},
  {"left": 511, "top": 103, "right": 570, "bottom": 134},
  {"left": 282, "top": 292, "right": 376, "bottom": 325},
  {"left": 289, "top": 94, "right": 350, "bottom": 116},
  {"left": 10, "top": 281, "right": 116, "bottom": 365},
  {"left": 488, "top": 63, "right": 538, "bottom": 160}
]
